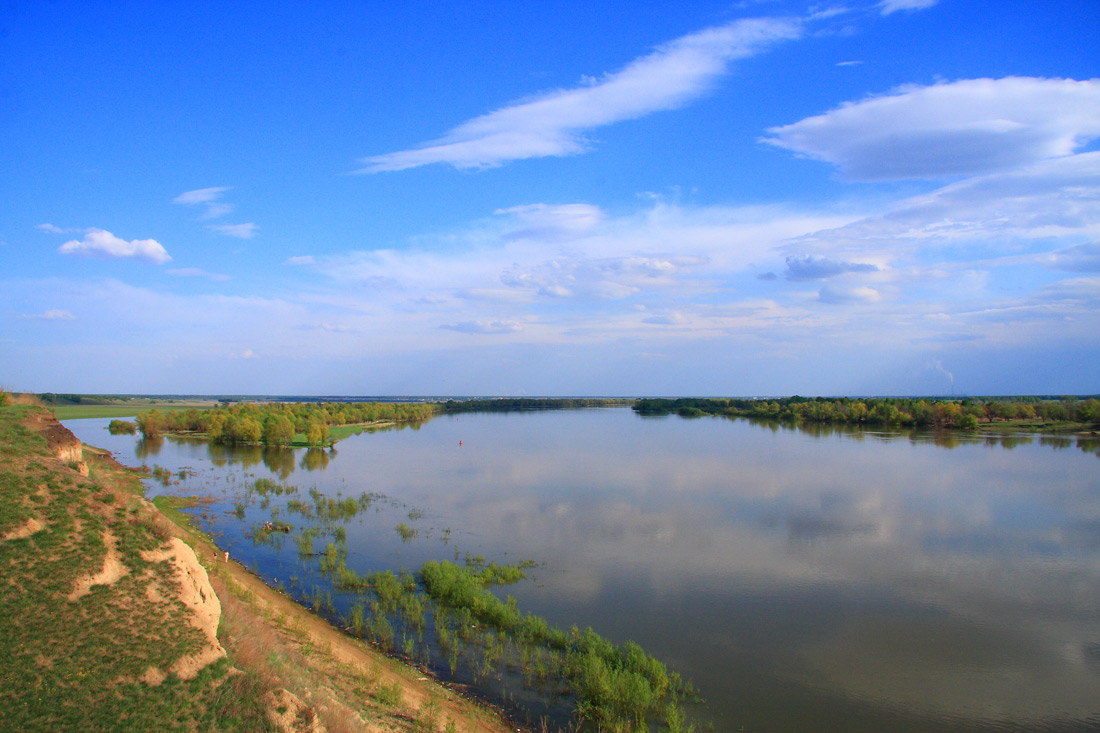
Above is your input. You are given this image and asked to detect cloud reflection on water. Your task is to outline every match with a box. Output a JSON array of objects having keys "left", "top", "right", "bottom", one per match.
[{"left": 67, "top": 411, "right": 1100, "bottom": 729}]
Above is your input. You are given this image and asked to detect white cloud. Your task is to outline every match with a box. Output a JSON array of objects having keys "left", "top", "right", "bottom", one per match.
[
  {"left": 763, "top": 77, "right": 1100, "bottom": 180},
  {"left": 174, "top": 187, "right": 237, "bottom": 220},
  {"left": 206, "top": 222, "right": 257, "bottom": 239},
  {"left": 1036, "top": 276, "right": 1100, "bottom": 305},
  {"left": 442, "top": 320, "right": 523, "bottom": 335},
  {"left": 36, "top": 223, "right": 66, "bottom": 234},
  {"left": 285, "top": 255, "right": 316, "bottom": 266},
  {"left": 201, "top": 203, "right": 235, "bottom": 220},
  {"left": 1044, "top": 242, "right": 1100, "bottom": 273},
  {"left": 819, "top": 285, "right": 882, "bottom": 304},
  {"left": 784, "top": 255, "right": 878, "bottom": 281},
  {"left": 173, "top": 187, "right": 231, "bottom": 206},
  {"left": 501, "top": 255, "right": 707, "bottom": 300},
  {"left": 496, "top": 203, "right": 603, "bottom": 240},
  {"left": 878, "top": 0, "right": 940, "bottom": 15},
  {"left": 16, "top": 309, "right": 75, "bottom": 320},
  {"left": 58, "top": 228, "right": 171, "bottom": 264},
  {"left": 358, "top": 17, "right": 802, "bottom": 172},
  {"left": 786, "top": 152, "right": 1100, "bottom": 259}
]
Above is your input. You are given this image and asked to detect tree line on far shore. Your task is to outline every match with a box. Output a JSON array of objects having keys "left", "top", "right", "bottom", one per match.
[
  {"left": 633, "top": 396, "right": 1100, "bottom": 430},
  {"left": 134, "top": 401, "right": 436, "bottom": 446}
]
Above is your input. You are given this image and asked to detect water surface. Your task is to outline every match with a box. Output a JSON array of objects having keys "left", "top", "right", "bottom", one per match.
[{"left": 66, "top": 409, "right": 1100, "bottom": 731}]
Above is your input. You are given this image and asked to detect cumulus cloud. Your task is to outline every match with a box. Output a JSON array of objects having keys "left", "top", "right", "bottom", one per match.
[
  {"left": 206, "top": 222, "right": 258, "bottom": 239},
  {"left": 58, "top": 228, "right": 171, "bottom": 264},
  {"left": 36, "top": 223, "right": 67, "bottom": 234},
  {"left": 784, "top": 255, "right": 878, "bottom": 281},
  {"left": 879, "top": 0, "right": 940, "bottom": 15},
  {"left": 763, "top": 77, "right": 1100, "bottom": 180},
  {"left": 358, "top": 17, "right": 802, "bottom": 172}
]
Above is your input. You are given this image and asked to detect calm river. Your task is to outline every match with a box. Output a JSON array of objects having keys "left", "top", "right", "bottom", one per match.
[{"left": 66, "top": 408, "right": 1100, "bottom": 731}]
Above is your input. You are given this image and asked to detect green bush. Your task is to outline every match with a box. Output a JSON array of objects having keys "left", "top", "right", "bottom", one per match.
[{"left": 108, "top": 419, "right": 136, "bottom": 435}]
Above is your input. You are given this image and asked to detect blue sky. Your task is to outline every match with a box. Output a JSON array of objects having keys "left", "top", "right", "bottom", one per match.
[{"left": 2, "top": 0, "right": 1098, "bottom": 396}]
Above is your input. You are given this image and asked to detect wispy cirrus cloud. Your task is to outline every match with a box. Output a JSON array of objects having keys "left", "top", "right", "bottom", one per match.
[
  {"left": 206, "top": 222, "right": 258, "bottom": 239},
  {"left": 58, "top": 228, "right": 171, "bottom": 264},
  {"left": 878, "top": 0, "right": 940, "bottom": 15},
  {"left": 358, "top": 16, "right": 802, "bottom": 172},
  {"left": 173, "top": 187, "right": 234, "bottom": 218},
  {"left": 784, "top": 152, "right": 1100, "bottom": 259},
  {"left": 36, "top": 223, "right": 78, "bottom": 235},
  {"left": 784, "top": 255, "right": 879, "bottom": 281},
  {"left": 174, "top": 187, "right": 257, "bottom": 237},
  {"left": 442, "top": 320, "right": 524, "bottom": 335},
  {"left": 763, "top": 77, "right": 1100, "bottom": 180},
  {"left": 1043, "top": 242, "right": 1100, "bottom": 273},
  {"left": 15, "top": 308, "right": 75, "bottom": 320},
  {"left": 167, "top": 267, "right": 231, "bottom": 281}
]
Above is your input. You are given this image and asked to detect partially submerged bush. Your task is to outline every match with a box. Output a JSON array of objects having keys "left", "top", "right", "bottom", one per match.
[{"left": 108, "top": 419, "right": 137, "bottom": 435}]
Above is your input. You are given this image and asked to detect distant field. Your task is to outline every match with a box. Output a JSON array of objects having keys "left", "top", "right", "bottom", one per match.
[{"left": 51, "top": 402, "right": 216, "bottom": 420}]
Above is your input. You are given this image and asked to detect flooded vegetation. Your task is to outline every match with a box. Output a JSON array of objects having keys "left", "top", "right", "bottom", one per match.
[{"left": 65, "top": 408, "right": 1100, "bottom": 731}]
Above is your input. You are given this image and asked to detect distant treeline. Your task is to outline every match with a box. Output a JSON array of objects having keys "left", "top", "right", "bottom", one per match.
[
  {"left": 36, "top": 393, "right": 94, "bottom": 405},
  {"left": 441, "top": 397, "right": 634, "bottom": 413},
  {"left": 136, "top": 401, "right": 436, "bottom": 446},
  {"left": 633, "top": 396, "right": 1100, "bottom": 429}
]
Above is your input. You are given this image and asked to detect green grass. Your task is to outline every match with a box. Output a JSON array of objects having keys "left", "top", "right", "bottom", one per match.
[
  {"left": 52, "top": 403, "right": 213, "bottom": 420},
  {"left": 0, "top": 405, "right": 272, "bottom": 731}
]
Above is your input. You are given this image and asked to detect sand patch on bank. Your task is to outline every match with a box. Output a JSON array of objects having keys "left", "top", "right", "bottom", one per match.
[
  {"left": 2, "top": 516, "right": 44, "bottom": 541},
  {"left": 68, "top": 532, "right": 128, "bottom": 601},
  {"left": 142, "top": 537, "right": 226, "bottom": 680}
]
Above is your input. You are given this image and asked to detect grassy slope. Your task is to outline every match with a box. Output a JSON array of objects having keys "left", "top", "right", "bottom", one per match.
[
  {"left": 0, "top": 404, "right": 271, "bottom": 730},
  {"left": 0, "top": 406, "right": 514, "bottom": 733}
]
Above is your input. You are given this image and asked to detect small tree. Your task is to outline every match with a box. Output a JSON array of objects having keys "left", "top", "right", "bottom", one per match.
[
  {"left": 263, "top": 415, "right": 295, "bottom": 447},
  {"left": 305, "top": 420, "right": 328, "bottom": 446},
  {"left": 136, "top": 410, "right": 163, "bottom": 439}
]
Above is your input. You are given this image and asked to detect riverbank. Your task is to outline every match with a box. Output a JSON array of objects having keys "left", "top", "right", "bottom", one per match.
[{"left": 0, "top": 405, "right": 516, "bottom": 732}]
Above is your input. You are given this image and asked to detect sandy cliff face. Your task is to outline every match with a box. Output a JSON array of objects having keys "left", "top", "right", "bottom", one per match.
[
  {"left": 43, "top": 421, "right": 82, "bottom": 463},
  {"left": 27, "top": 411, "right": 87, "bottom": 473},
  {"left": 142, "top": 537, "right": 227, "bottom": 680}
]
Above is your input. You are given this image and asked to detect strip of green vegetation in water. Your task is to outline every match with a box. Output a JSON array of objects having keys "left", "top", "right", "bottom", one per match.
[
  {"left": 134, "top": 400, "right": 437, "bottom": 447},
  {"left": 635, "top": 395, "right": 1100, "bottom": 432},
  {"left": 283, "top": 513, "right": 698, "bottom": 732},
  {"left": 441, "top": 397, "right": 634, "bottom": 413},
  {"left": 419, "top": 559, "right": 696, "bottom": 731},
  {"left": 246, "top": 485, "right": 697, "bottom": 732}
]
